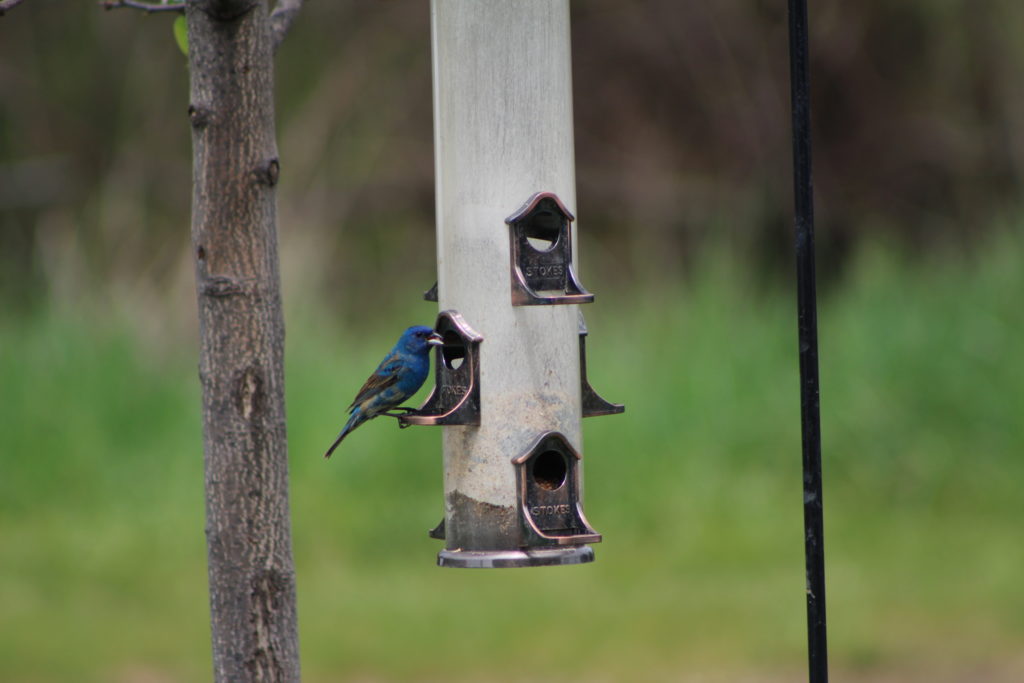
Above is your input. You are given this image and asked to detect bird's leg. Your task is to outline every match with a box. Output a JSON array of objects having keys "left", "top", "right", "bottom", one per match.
[{"left": 381, "top": 406, "right": 417, "bottom": 429}]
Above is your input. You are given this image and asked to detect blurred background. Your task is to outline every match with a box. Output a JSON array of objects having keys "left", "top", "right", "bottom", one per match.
[{"left": 1, "top": 1, "right": 1022, "bottom": 681}]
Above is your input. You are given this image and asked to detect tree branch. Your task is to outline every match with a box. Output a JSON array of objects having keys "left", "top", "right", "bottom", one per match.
[
  {"left": 100, "top": 0, "right": 185, "bottom": 13},
  {"left": 269, "top": 0, "right": 303, "bottom": 51},
  {"left": 0, "top": 0, "right": 29, "bottom": 17}
]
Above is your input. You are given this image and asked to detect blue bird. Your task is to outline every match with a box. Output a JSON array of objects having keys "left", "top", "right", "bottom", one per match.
[{"left": 324, "top": 325, "right": 443, "bottom": 458}]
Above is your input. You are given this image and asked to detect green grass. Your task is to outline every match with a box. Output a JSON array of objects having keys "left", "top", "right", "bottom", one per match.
[{"left": 1, "top": 230, "right": 1022, "bottom": 682}]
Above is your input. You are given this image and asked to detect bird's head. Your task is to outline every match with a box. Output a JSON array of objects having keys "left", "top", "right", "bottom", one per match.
[{"left": 401, "top": 325, "right": 444, "bottom": 355}]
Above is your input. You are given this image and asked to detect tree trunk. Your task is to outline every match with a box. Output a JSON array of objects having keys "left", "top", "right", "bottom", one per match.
[{"left": 187, "top": 1, "right": 300, "bottom": 680}]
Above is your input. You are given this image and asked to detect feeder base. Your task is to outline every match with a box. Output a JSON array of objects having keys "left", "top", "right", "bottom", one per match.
[{"left": 437, "top": 546, "right": 594, "bottom": 569}]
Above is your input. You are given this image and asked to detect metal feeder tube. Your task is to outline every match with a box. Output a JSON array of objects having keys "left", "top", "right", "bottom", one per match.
[{"left": 430, "top": 0, "right": 598, "bottom": 567}]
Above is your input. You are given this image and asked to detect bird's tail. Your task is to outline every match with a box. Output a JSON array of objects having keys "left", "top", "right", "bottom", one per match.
[{"left": 324, "top": 409, "right": 368, "bottom": 459}]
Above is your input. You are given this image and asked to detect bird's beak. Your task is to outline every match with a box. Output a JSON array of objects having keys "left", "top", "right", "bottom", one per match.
[{"left": 427, "top": 332, "right": 444, "bottom": 346}]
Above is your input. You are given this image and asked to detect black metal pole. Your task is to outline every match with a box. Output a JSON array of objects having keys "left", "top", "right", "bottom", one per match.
[{"left": 786, "top": 1, "right": 829, "bottom": 682}]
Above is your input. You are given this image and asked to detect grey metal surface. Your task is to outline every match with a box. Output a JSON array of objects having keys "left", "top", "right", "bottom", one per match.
[{"left": 437, "top": 546, "right": 594, "bottom": 569}]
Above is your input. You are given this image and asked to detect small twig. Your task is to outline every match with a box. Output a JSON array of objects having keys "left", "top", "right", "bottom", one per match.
[
  {"left": 0, "top": 0, "right": 29, "bottom": 17},
  {"left": 100, "top": 0, "right": 185, "bottom": 13},
  {"left": 269, "top": 0, "right": 303, "bottom": 51}
]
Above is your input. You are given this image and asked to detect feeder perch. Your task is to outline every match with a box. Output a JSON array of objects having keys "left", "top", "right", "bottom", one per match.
[
  {"left": 512, "top": 431, "right": 601, "bottom": 546},
  {"left": 399, "top": 310, "right": 483, "bottom": 427},
  {"left": 505, "top": 192, "right": 594, "bottom": 306},
  {"left": 423, "top": 281, "right": 438, "bottom": 302},
  {"left": 579, "top": 313, "right": 625, "bottom": 418}
]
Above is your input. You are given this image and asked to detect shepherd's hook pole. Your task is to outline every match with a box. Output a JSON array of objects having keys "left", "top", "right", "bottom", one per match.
[{"left": 787, "top": 1, "right": 829, "bottom": 681}]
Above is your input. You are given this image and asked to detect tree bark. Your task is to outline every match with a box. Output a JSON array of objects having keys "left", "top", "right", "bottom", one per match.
[{"left": 187, "top": 1, "right": 300, "bottom": 680}]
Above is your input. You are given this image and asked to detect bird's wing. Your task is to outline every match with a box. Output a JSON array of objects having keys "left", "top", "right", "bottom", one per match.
[
  {"left": 346, "top": 352, "right": 406, "bottom": 409},
  {"left": 347, "top": 371, "right": 399, "bottom": 410}
]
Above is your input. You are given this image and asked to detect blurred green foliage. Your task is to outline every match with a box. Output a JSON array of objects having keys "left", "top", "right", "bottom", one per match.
[{"left": 1, "top": 230, "right": 1022, "bottom": 682}]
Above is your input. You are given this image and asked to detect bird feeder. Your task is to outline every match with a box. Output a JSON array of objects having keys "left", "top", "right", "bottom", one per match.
[{"left": 416, "top": 0, "right": 620, "bottom": 568}]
